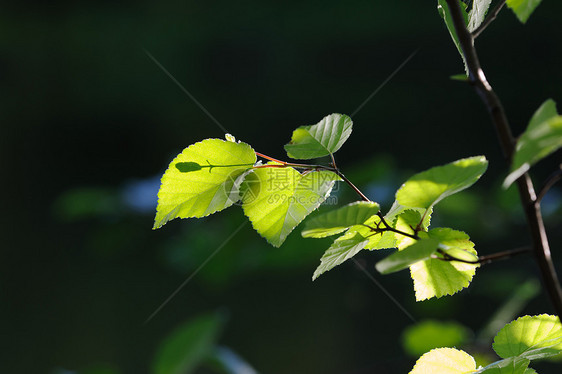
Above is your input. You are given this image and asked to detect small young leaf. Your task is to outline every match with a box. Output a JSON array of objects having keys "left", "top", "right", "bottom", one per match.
[
  {"left": 152, "top": 312, "right": 225, "bottom": 374},
  {"left": 396, "top": 156, "right": 488, "bottom": 210},
  {"left": 503, "top": 99, "right": 562, "bottom": 188},
  {"left": 467, "top": 0, "right": 493, "bottom": 32},
  {"left": 410, "top": 348, "right": 476, "bottom": 374},
  {"left": 312, "top": 232, "right": 369, "bottom": 280},
  {"left": 284, "top": 113, "right": 353, "bottom": 159},
  {"left": 301, "top": 201, "right": 380, "bottom": 238},
  {"left": 154, "top": 139, "right": 256, "bottom": 229},
  {"left": 410, "top": 228, "right": 478, "bottom": 301},
  {"left": 492, "top": 314, "right": 562, "bottom": 361},
  {"left": 438, "top": 0, "right": 469, "bottom": 74},
  {"left": 241, "top": 166, "right": 340, "bottom": 247},
  {"left": 376, "top": 238, "right": 439, "bottom": 275},
  {"left": 506, "top": 0, "right": 542, "bottom": 23}
]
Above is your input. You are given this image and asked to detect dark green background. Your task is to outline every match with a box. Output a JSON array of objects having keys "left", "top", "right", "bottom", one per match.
[{"left": 1, "top": 1, "right": 561, "bottom": 373}]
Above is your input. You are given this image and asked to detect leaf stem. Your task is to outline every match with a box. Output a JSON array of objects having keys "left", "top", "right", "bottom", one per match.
[
  {"left": 472, "top": 0, "right": 506, "bottom": 39},
  {"left": 360, "top": 222, "right": 419, "bottom": 241},
  {"left": 435, "top": 246, "right": 532, "bottom": 265},
  {"left": 445, "top": 0, "right": 562, "bottom": 319}
]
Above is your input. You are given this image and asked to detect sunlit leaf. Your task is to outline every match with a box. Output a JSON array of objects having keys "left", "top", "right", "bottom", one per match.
[
  {"left": 284, "top": 113, "right": 353, "bottom": 159},
  {"left": 242, "top": 165, "right": 340, "bottom": 247},
  {"left": 506, "top": 0, "right": 542, "bottom": 23},
  {"left": 402, "top": 320, "right": 470, "bottom": 357},
  {"left": 396, "top": 156, "right": 488, "bottom": 210},
  {"left": 154, "top": 138, "right": 256, "bottom": 229},
  {"left": 477, "top": 357, "right": 530, "bottom": 374},
  {"left": 504, "top": 99, "right": 562, "bottom": 188},
  {"left": 301, "top": 201, "right": 380, "bottom": 238},
  {"left": 376, "top": 238, "right": 439, "bottom": 275},
  {"left": 467, "top": 0, "right": 493, "bottom": 32},
  {"left": 152, "top": 312, "right": 225, "bottom": 374},
  {"left": 410, "top": 348, "right": 476, "bottom": 374},
  {"left": 493, "top": 314, "right": 562, "bottom": 360},
  {"left": 410, "top": 228, "right": 478, "bottom": 301},
  {"left": 312, "top": 232, "right": 369, "bottom": 280},
  {"left": 438, "top": 0, "right": 469, "bottom": 74}
]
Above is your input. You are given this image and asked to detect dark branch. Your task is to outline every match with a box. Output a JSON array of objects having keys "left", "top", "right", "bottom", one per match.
[
  {"left": 472, "top": 0, "right": 507, "bottom": 39},
  {"left": 445, "top": 0, "right": 562, "bottom": 319}
]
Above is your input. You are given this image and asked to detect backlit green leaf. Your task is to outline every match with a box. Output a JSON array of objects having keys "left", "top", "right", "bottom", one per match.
[
  {"left": 410, "top": 228, "right": 478, "bottom": 301},
  {"left": 312, "top": 232, "right": 369, "bottom": 280},
  {"left": 410, "top": 348, "right": 476, "bottom": 374},
  {"left": 284, "top": 113, "right": 353, "bottom": 159},
  {"left": 467, "top": 0, "right": 493, "bottom": 32},
  {"left": 242, "top": 165, "right": 340, "bottom": 247},
  {"left": 506, "top": 0, "right": 542, "bottom": 23},
  {"left": 154, "top": 138, "right": 256, "bottom": 229},
  {"left": 504, "top": 99, "right": 562, "bottom": 188},
  {"left": 376, "top": 238, "right": 439, "bottom": 274},
  {"left": 478, "top": 357, "right": 530, "bottom": 374},
  {"left": 493, "top": 314, "right": 562, "bottom": 360},
  {"left": 396, "top": 156, "right": 488, "bottom": 210},
  {"left": 152, "top": 312, "right": 225, "bottom": 374},
  {"left": 301, "top": 201, "right": 380, "bottom": 238},
  {"left": 438, "top": 0, "right": 469, "bottom": 74}
]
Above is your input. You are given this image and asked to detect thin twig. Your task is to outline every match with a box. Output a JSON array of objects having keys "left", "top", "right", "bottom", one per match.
[
  {"left": 435, "top": 246, "right": 532, "bottom": 265},
  {"left": 472, "top": 0, "right": 507, "bottom": 39},
  {"left": 330, "top": 153, "right": 338, "bottom": 169},
  {"left": 536, "top": 164, "right": 562, "bottom": 205},
  {"left": 445, "top": 0, "right": 562, "bottom": 319}
]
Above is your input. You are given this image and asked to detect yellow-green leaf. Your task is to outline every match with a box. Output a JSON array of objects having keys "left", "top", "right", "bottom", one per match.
[
  {"left": 284, "top": 113, "right": 353, "bottom": 159},
  {"left": 154, "top": 138, "right": 256, "bottom": 229},
  {"left": 242, "top": 165, "right": 340, "bottom": 247},
  {"left": 410, "top": 348, "right": 476, "bottom": 374}
]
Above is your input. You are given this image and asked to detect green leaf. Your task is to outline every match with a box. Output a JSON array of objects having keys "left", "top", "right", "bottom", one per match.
[
  {"left": 152, "top": 312, "right": 225, "bottom": 374},
  {"left": 312, "top": 232, "right": 369, "bottom": 280},
  {"left": 376, "top": 238, "right": 439, "bottom": 275},
  {"left": 503, "top": 99, "right": 562, "bottom": 188},
  {"left": 478, "top": 357, "right": 530, "bottom": 374},
  {"left": 301, "top": 201, "right": 380, "bottom": 238},
  {"left": 402, "top": 320, "right": 471, "bottom": 357},
  {"left": 506, "top": 0, "right": 542, "bottom": 23},
  {"left": 411, "top": 228, "right": 478, "bottom": 301},
  {"left": 410, "top": 348, "right": 476, "bottom": 374},
  {"left": 284, "top": 113, "right": 353, "bottom": 159},
  {"left": 438, "top": 0, "right": 469, "bottom": 74},
  {"left": 154, "top": 138, "right": 256, "bottom": 229},
  {"left": 396, "top": 156, "right": 488, "bottom": 210},
  {"left": 242, "top": 165, "right": 340, "bottom": 247},
  {"left": 493, "top": 314, "right": 562, "bottom": 361},
  {"left": 467, "top": 0, "right": 493, "bottom": 32}
]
